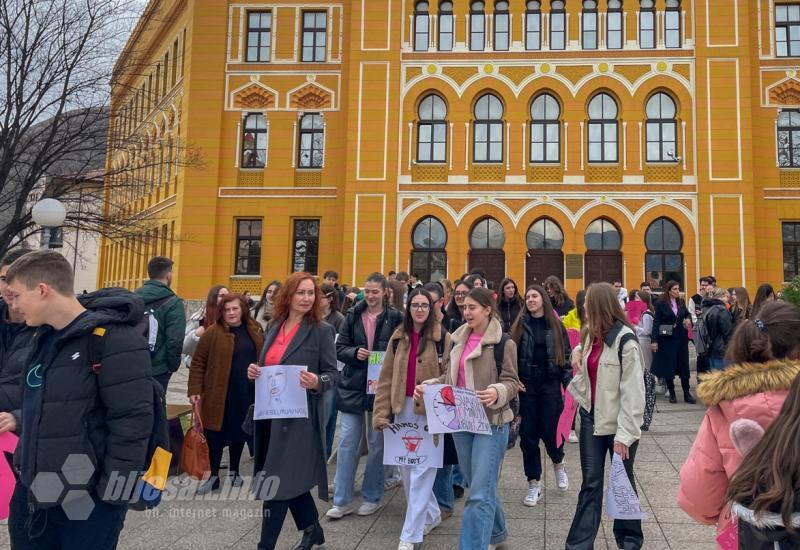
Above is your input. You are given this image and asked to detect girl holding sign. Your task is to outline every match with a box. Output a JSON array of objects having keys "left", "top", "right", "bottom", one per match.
[
  {"left": 414, "top": 287, "right": 520, "bottom": 550},
  {"left": 373, "top": 288, "right": 450, "bottom": 550},
  {"left": 565, "top": 283, "right": 646, "bottom": 550},
  {"left": 246, "top": 273, "right": 338, "bottom": 550}
]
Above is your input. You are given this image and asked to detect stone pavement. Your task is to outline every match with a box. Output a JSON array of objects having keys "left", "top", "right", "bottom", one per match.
[{"left": 1, "top": 367, "right": 718, "bottom": 550}]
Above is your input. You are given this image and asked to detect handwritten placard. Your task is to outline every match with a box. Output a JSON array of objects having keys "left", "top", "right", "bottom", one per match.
[
  {"left": 422, "top": 384, "right": 491, "bottom": 435},
  {"left": 366, "top": 351, "right": 385, "bottom": 395},
  {"left": 383, "top": 400, "right": 443, "bottom": 468},
  {"left": 254, "top": 365, "right": 309, "bottom": 420},
  {"left": 0, "top": 432, "right": 19, "bottom": 520},
  {"left": 605, "top": 453, "right": 647, "bottom": 520}
]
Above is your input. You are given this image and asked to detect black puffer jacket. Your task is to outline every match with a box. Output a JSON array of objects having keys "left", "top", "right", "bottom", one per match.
[
  {"left": 15, "top": 288, "right": 154, "bottom": 508},
  {"left": 514, "top": 310, "right": 571, "bottom": 387},
  {"left": 732, "top": 500, "right": 800, "bottom": 550},
  {"left": 701, "top": 298, "right": 734, "bottom": 359},
  {"left": 498, "top": 296, "right": 523, "bottom": 333},
  {"left": 335, "top": 301, "right": 403, "bottom": 414},
  {"left": 0, "top": 313, "right": 35, "bottom": 425}
]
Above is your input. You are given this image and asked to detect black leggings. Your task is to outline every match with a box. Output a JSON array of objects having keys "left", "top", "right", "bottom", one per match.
[{"left": 209, "top": 442, "right": 245, "bottom": 478}]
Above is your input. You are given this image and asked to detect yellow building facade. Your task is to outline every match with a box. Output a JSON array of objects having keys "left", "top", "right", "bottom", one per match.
[{"left": 100, "top": 0, "right": 800, "bottom": 299}]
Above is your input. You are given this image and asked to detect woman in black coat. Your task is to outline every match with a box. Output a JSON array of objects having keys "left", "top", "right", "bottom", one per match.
[
  {"left": 650, "top": 280, "right": 695, "bottom": 404},
  {"left": 247, "top": 272, "right": 338, "bottom": 550}
]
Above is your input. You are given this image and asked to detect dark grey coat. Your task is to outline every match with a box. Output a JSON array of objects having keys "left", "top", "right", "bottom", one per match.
[{"left": 253, "top": 319, "right": 338, "bottom": 502}]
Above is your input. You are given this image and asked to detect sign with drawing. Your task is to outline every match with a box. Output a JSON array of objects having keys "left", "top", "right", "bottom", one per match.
[
  {"left": 382, "top": 400, "right": 443, "bottom": 468},
  {"left": 605, "top": 453, "right": 647, "bottom": 520},
  {"left": 254, "top": 365, "right": 309, "bottom": 420},
  {"left": 366, "top": 351, "right": 385, "bottom": 395},
  {"left": 422, "top": 384, "right": 491, "bottom": 435}
]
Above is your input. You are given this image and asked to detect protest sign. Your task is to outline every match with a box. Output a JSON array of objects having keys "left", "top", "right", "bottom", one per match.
[
  {"left": 557, "top": 387, "right": 578, "bottom": 446},
  {"left": 254, "top": 365, "right": 309, "bottom": 420},
  {"left": 0, "top": 432, "right": 19, "bottom": 519},
  {"left": 383, "top": 400, "right": 443, "bottom": 468},
  {"left": 366, "top": 351, "right": 385, "bottom": 395},
  {"left": 605, "top": 453, "right": 647, "bottom": 520},
  {"left": 423, "top": 384, "right": 491, "bottom": 435}
]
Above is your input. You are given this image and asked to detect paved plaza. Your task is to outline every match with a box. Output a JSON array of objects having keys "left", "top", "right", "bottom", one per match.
[{"left": 1, "top": 367, "right": 718, "bottom": 550}]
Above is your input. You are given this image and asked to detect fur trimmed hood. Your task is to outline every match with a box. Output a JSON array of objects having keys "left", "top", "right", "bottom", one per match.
[{"left": 697, "top": 360, "right": 800, "bottom": 407}]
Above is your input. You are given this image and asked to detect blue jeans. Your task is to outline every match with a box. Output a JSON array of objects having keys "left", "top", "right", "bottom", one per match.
[
  {"left": 324, "top": 389, "right": 338, "bottom": 459},
  {"left": 333, "top": 411, "right": 385, "bottom": 506},
  {"left": 709, "top": 356, "right": 726, "bottom": 371},
  {"left": 433, "top": 465, "right": 455, "bottom": 512},
  {"left": 453, "top": 424, "right": 509, "bottom": 549}
]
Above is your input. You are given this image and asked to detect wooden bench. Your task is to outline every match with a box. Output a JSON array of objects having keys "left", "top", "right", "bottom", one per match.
[{"left": 166, "top": 404, "right": 193, "bottom": 475}]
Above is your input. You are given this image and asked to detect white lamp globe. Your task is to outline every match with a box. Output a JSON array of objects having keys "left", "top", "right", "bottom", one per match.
[{"left": 31, "top": 198, "right": 67, "bottom": 227}]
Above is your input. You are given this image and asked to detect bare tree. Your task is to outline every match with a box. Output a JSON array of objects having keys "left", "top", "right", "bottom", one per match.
[{"left": 0, "top": 0, "right": 199, "bottom": 259}]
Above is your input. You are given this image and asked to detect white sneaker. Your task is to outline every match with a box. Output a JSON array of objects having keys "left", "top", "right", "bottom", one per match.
[
  {"left": 357, "top": 500, "right": 382, "bottom": 516},
  {"left": 423, "top": 513, "right": 442, "bottom": 535},
  {"left": 554, "top": 462, "right": 569, "bottom": 492},
  {"left": 384, "top": 476, "right": 402, "bottom": 490},
  {"left": 523, "top": 480, "right": 541, "bottom": 506},
  {"left": 325, "top": 500, "right": 359, "bottom": 519},
  {"left": 397, "top": 542, "right": 415, "bottom": 550},
  {"left": 568, "top": 430, "right": 578, "bottom": 443}
]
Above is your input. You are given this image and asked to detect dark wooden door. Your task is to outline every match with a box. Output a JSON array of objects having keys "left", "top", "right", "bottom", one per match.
[
  {"left": 584, "top": 251, "right": 623, "bottom": 286},
  {"left": 526, "top": 250, "right": 564, "bottom": 288},
  {"left": 469, "top": 249, "right": 505, "bottom": 290}
]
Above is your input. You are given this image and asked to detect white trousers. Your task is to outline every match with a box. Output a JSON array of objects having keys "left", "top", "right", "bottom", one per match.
[{"left": 399, "top": 464, "right": 440, "bottom": 543}]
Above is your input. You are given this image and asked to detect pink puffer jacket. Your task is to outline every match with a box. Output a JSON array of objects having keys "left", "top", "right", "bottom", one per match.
[{"left": 677, "top": 359, "right": 800, "bottom": 537}]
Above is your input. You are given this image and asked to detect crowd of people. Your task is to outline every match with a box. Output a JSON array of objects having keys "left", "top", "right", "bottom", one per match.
[{"left": 0, "top": 248, "right": 798, "bottom": 550}]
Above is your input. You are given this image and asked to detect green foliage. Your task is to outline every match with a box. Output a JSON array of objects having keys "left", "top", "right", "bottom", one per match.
[{"left": 782, "top": 276, "right": 800, "bottom": 307}]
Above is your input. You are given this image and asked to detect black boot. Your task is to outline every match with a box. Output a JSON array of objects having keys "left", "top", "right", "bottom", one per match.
[
  {"left": 684, "top": 393, "right": 696, "bottom": 404},
  {"left": 668, "top": 389, "right": 677, "bottom": 404},
  {"left": 294, "top": 521, "right": 325, "bottom": 550}
]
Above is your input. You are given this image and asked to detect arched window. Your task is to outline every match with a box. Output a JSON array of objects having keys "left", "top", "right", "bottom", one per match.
[
  {"left": 417, "top": 94, "right": 447, "bottom": 163},
  {"left": 242, "top": 113, "right": 267, "bottom": 168},
  {"left": 526, "top": 1, "right": 542, "bottom": 50},
  {"left": 412, "top": 216, "right": 448, "bottom": 282},
  {"left": 470, "top": 1, "right": 486, "bottom": 51},
  {"left": 646, "top": 92, "right": 677, "bottom": 163},
  {"left": 530, "top": 93, "right": 561, "bottom": 163},
  {"left": 582, "top": 0, "right": 598, "bottom": 49},
  {"left": 298, "top": 113, "right": 324, "bottom": 168},
  {"left": 470, "top": 217, "right": 506, "bottom": 248},
  {"left": 494, "top": 1, "right": 510, "bottom": 50},
  {"left": 414, "top": 1, "right": 430, "bottom": 51},
  {"left": 665, "top": 0, "right": 681, "bottom": 48},
  {"left": 588, "top": 93, "right": 618, "bottom": 163},
  {"left": 639, "top": 0, "right": 655, "bottom": 48},
  {"left": 778, "top": 110, "right": 800, "bottom": 167},
  {"left": 645, "top": 217, "right": 683, "bottom": 289},
  {"left": 550, "top": 0, "right": 566, "bottom": 50},
  {"left": 474, "top": 93, "right": 504, "bottom": 162},
  {"left": 607, "top": 0, "right": 623, "bottom": 49},
  {"left": 527, "top": 218, "right": 564, "bottom": 249},
  {"left": 438, "top": 1, "right": 454, "bottom": 51},
  {"left": 584, "top": 218, "right": 621, "bottom": 250}
]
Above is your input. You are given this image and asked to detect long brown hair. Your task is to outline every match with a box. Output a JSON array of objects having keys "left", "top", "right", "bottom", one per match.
[
  {"left": 509, "top": 284, "right": 565, "bottom": 367},
  {"left": 544, "top": 275, "right": 571, "bottom": 309},
  {"left": 215, "top": 294, "right": 253, "bottom": 327},
  {"left": 271, "top": 272, "right": 324, "bottom": 325},
  {"left": 731, "top": 286, "right": 751, "bottom": 320},
  {"left": 466, "top": 287, "right": 499, "bottom": 320},
  {"left": 725, "top": 301, "right": 800, "bottom": 364},
  {"left": 584, "top": 282, "right": 633, "bottom": 343},
  {"left": 389, "top": 279, "right": 407, "bottom": 311},
  {"left": 726, "top": 373, "right": 800, "bottom": 534},
  {"left": 203, "top": 285, "right": 228, "bottom": 328}
]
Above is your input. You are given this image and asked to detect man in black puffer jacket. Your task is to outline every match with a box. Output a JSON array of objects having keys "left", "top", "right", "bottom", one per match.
[
  {"left": 2, "top": 251, "right": 153, "bottom": 550},
  {"left": 701, "top": 287, "right": 734, "bottom": 371},
  {"left": 327, "top": 272, "right": 403, "bottom": 519}
]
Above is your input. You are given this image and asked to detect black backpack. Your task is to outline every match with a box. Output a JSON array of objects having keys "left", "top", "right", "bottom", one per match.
[
  {"left": 617, "top": 332, "right": 657, "bottom": 431},
  {"left": 88, "top": 327, "right": 170, "bottom": 510}
]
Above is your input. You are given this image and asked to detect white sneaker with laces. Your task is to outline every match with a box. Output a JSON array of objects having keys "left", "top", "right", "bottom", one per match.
[
  {"left": 397, "top": 542, "right": 415, "bottom": 550},
  {"left": 568, "top": 430, "right": 578, "bottom": 443},
  {"left": 423, "top": 513, "right": 442, "bottom": 535},
  {"left": 357, "top": 500, "right": 383, "bottom": 516},
  {"left": 554, "top": 462, "right": 569, "bottom": 491},
  {"left": 523, "top": 480, "right": 541, "bottom": 507},
  {"left": 325, "top": 500, "right": 359, "bottom": 519}
]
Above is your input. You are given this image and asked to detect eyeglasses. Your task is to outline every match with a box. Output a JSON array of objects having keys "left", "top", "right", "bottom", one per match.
[
  {"left": 454, "top": 292, "right": 468, "bottom": 298},
  {"left": 409, "top": 303, "right": 430, "bottom": 311}
]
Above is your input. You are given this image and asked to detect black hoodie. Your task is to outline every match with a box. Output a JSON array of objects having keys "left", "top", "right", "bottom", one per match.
[
  {"left": 15, "top": 288, "right": 154, "bottom": 508},
  {"left": 0, "top": 300, "right": 35, "bottom": 425}
]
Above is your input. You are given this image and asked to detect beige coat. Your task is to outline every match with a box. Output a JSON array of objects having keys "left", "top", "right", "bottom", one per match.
[
  {"left": 567, "top": 321, "right": 645, "bottom": 447},
  {"left": 373, "top": 323, "right": 449, "bottom": 426},
  {"left": 424, "top": 318, "right": 520, "bottom": 426}
]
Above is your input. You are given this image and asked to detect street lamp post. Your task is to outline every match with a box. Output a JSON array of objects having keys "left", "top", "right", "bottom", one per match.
[{"left": 31, "top": 198, "right": 67, "bottom": 249}]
